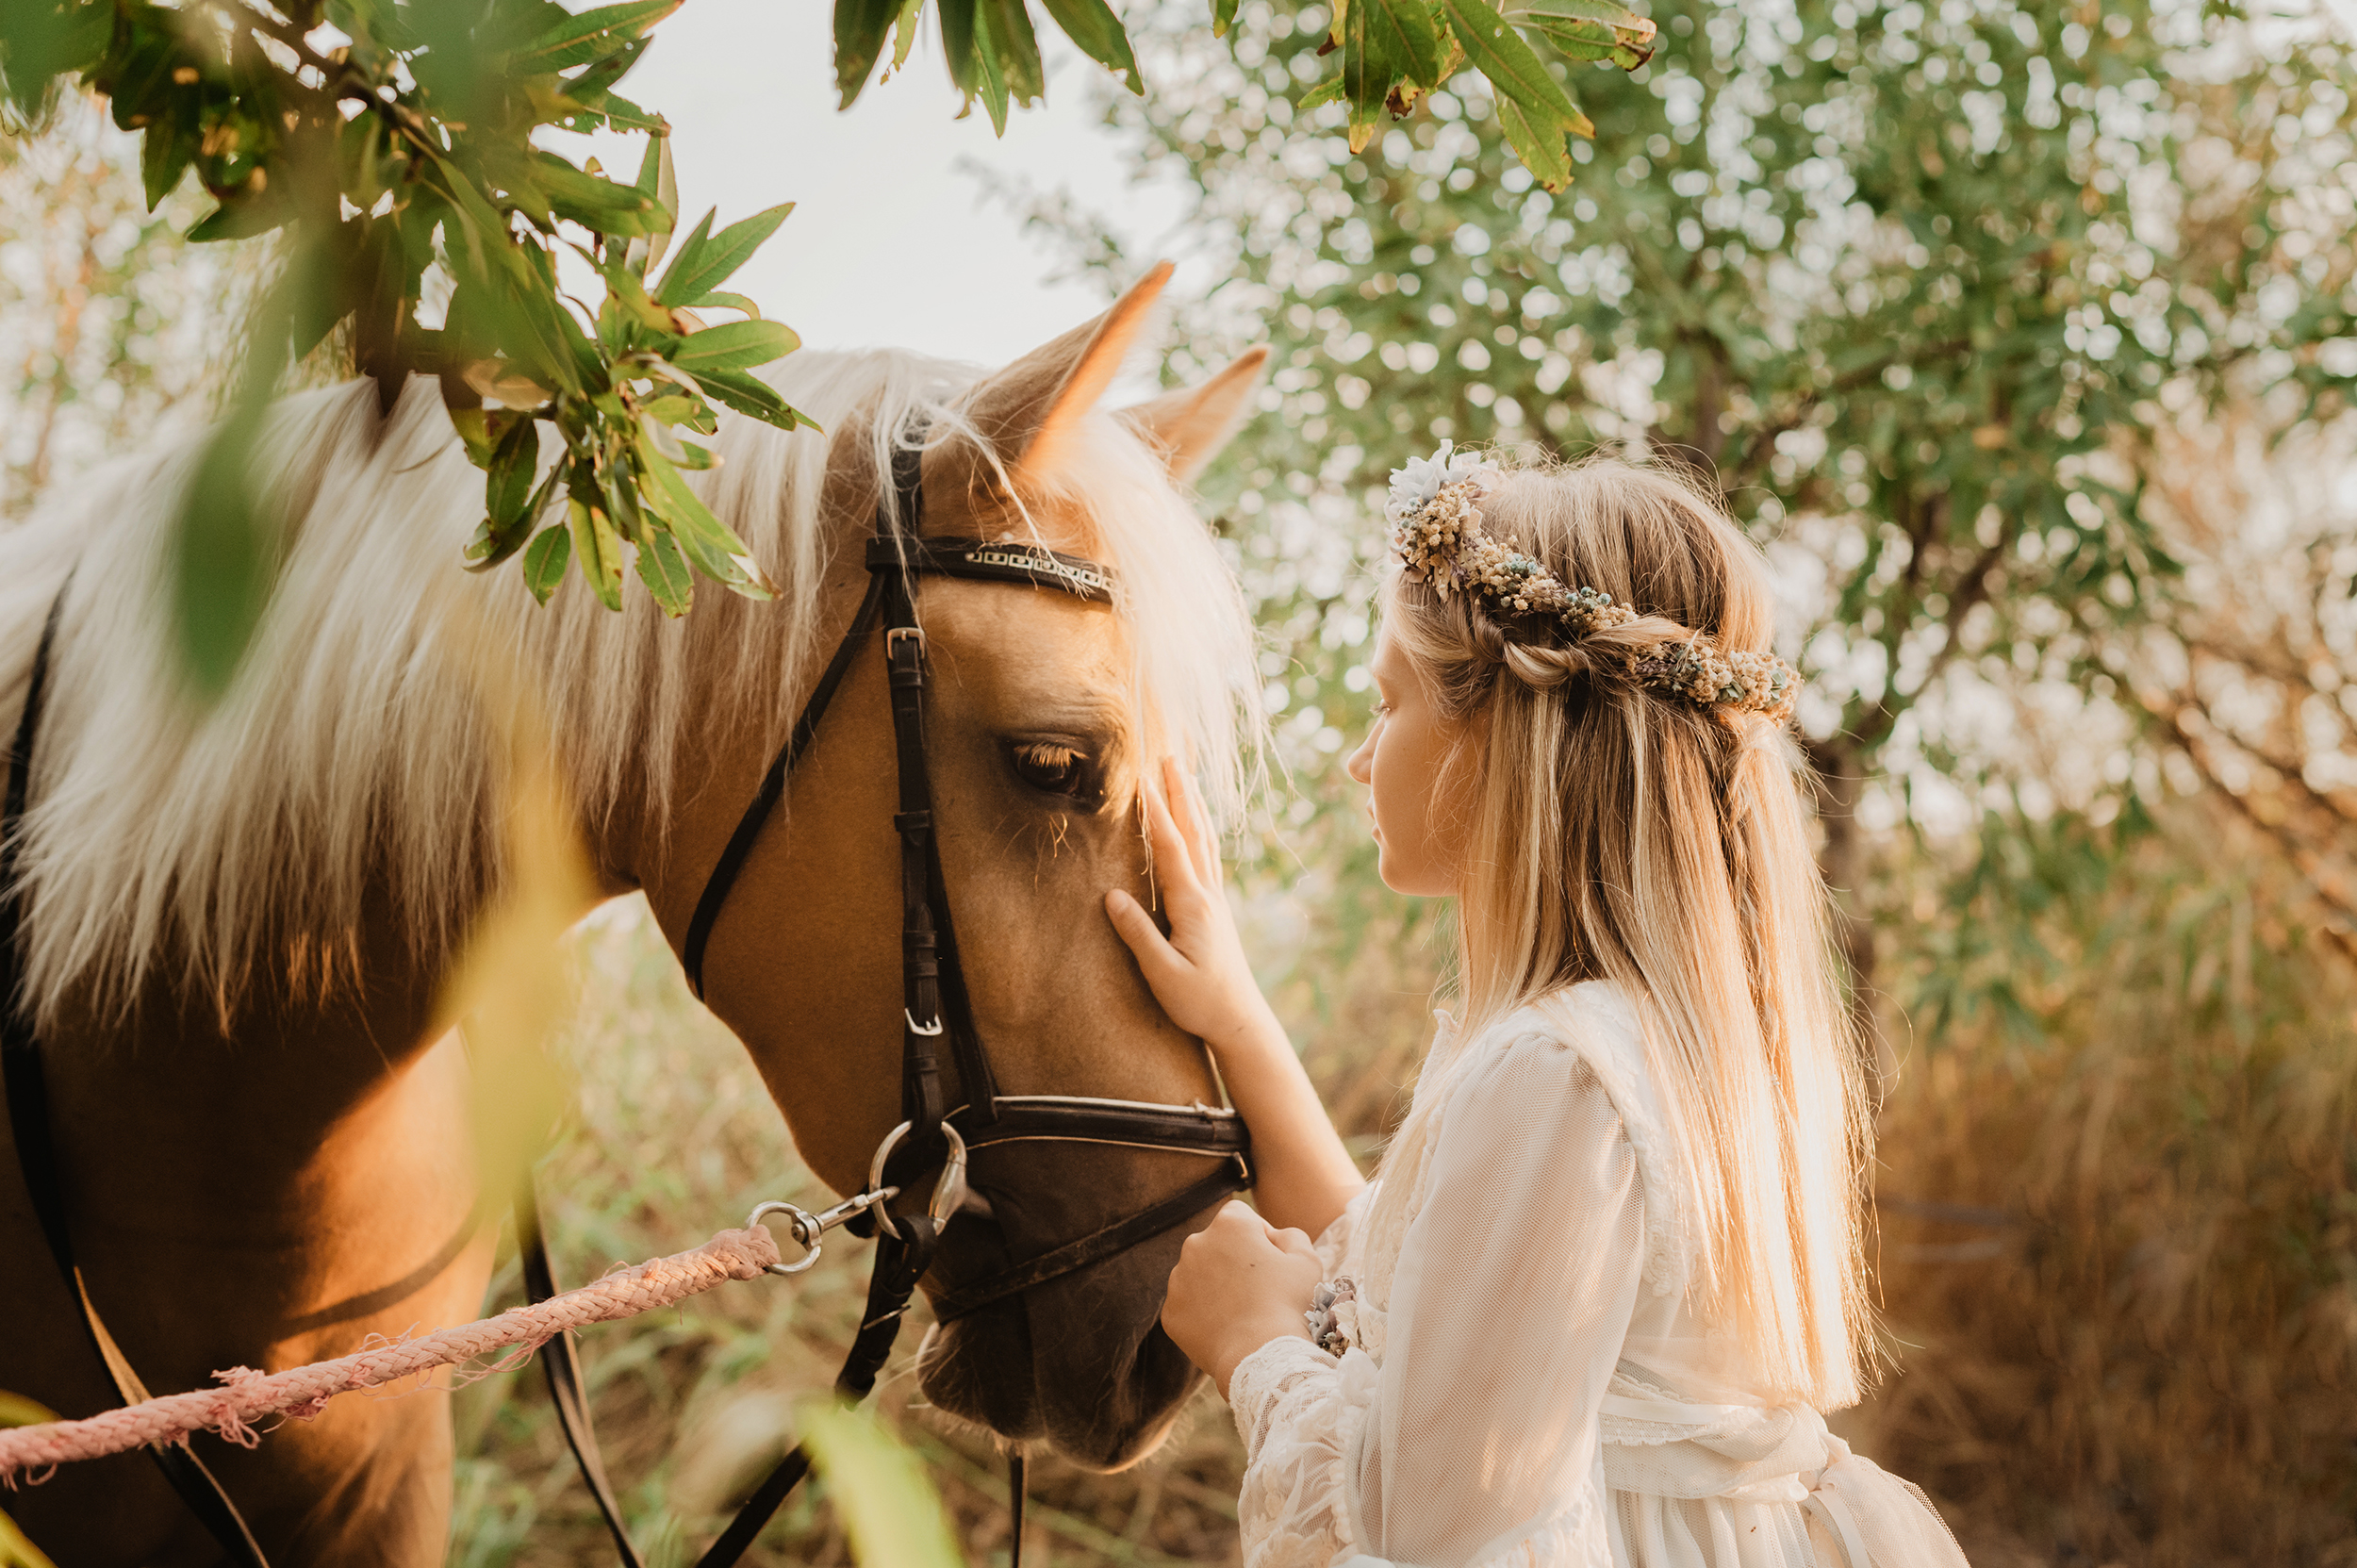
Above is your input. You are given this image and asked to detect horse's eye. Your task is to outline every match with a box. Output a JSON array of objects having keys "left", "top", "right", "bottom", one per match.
[{"left": 1009, "top": 741, "right": 1098, "bottom": 801}]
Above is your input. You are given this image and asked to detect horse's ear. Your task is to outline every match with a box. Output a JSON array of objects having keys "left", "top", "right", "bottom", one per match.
[
  {"left": 969, "top": 261, "right": 1174, "bottom": 482},
  {"left": 1117, "top": 346, "right": 1270, "bottom": 485}
]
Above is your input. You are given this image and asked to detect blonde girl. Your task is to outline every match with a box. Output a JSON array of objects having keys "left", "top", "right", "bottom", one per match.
[{"left": 1103, "top": 449, "right": 1970, "bottom": 1568}]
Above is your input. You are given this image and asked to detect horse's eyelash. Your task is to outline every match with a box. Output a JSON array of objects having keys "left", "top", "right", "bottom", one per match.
[{"left": 1016, "top": 742, "right": 1086, "bottom": 770}]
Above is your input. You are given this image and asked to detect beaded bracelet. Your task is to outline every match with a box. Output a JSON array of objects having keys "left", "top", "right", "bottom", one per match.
[{"left": 1305, "top": 1278, "right": 1358, "bottom": 1357}]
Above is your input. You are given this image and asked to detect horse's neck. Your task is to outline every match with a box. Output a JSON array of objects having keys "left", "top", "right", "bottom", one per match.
[{"left": 41, "top": 893, "right": 457, "bottom": 1181}]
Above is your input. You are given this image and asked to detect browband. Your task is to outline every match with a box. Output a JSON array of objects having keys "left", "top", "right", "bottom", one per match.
[{"left": 864, "top": 536, "right": 1117, "bottom": 604}]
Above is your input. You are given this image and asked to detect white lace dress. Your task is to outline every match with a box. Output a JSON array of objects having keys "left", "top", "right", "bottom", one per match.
[{"left": 1227, "top": 982, "right": 1970, "bottom": 1568}]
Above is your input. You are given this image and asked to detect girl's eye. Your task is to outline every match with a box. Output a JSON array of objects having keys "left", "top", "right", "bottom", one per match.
[{"left": 1010, "top": 740, "right": 1100, "bottom": 801}]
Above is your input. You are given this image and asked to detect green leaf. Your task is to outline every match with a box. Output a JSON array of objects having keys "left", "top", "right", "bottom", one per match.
[
  {"left": 522, "top": 522, "right": 572, "bottom": 604},
  {"left": 1037, "top": 0, "right": 1141, "bottom": 91},
  {"left": 798, "top": 1401, "right": 960, "bottom": 1568},
  {"left": 173, "top": 402, "right": 279, "bottom": 698},
  {"left": 139, "top": 104, "right": 196, "bottom": 210},
  {"left": 627, "top": 132, "right": 680, "bottom": 275},
  {"left": 0, "top": 1391, "right": 58, "bottom": 1428},
  {"left": 1440, "top": 0, "right": 1591, "bottom": 136},
  {"left": 530, "top": 152, "right": 668, "bottom": 238},
  {"left": 889, "top": 0, "right": 924, "bottom": 72},
  {"left": 938, "top": 0, "right": 979, "bottom": 91},
  {"left": 670, "top": 318, "right": 800, "bottom": 374},
  {"left": 517, "top": 0, "right": 681, "bottom": 72},
  {"left": 654, "top": 203, "right": 793, "bottom": 308},
  {"left": 0, "top": 0, "right": 110, "bottom": 115},
  {"left": 686, "top": 365, "right": 808, "bottom": 430},
  {"left": 186, "top": 190, "right": 291, "bottom": 244},
  {"left": 0, "top": 1503, "right": 58, "bottom": 1568},
  {"left": 834, "top": 0, "right": 903, "bottom": 107},
  {"left": 1343, "top": 0, "right": 1441, "bottom": 148},
  {"left": 1297, "top": 74, "right": 1345, "bottom": 110},
  {"left": 487, "top": 415, "right": 540, "bottom": 527},
  {"left": 638, "top": 442, "right": 779, "bottom": 599},
  {"left": 1211, "top": 0, "right": 1241, "bottom": 38},
  {"left": 980, "top": 0, "right": 1045, "bottom": 107},
  {"left": 1508, "top": 0, "right": 1656, "bottom": 68},
  {"left": 957, "top": 0, "right": 1013, "bottom": 132},
  {"left": 569, "top": 497, "right": 626, "bottom": 610},
  {"left": 634, "top": 530, "right": 694, "bottom": 616},
  {"left": 1497, "top": 95, "right": 1573, "bottom": 190}
]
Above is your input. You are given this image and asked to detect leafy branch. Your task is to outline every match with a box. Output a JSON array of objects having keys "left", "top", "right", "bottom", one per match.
[
  {"left": 0, "top": 0, "right": 816, "bottom": 666},
  {"left": 1290, "top": 0, "right": 1655, "bottom": 190}
]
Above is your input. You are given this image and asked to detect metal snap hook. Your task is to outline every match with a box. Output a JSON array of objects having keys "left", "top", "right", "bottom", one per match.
[
  {"left": 744, "top": 1183, "right": 903, "bottom": 1278},
  {"left": 746, "top": 1200, "right": 825, "bottom": 1277}
]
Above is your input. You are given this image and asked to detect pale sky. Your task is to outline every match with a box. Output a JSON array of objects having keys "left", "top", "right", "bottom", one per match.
[{"left": 586, "top": 2, "right": 1200, "bottom": 370}]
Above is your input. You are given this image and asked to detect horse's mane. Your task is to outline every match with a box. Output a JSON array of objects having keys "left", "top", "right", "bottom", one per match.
[{"left": 0, "top": 347, "right": 1256, "bottom": 1032}]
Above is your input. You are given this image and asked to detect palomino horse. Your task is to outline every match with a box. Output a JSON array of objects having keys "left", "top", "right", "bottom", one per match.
[{"left": 0, "top": 264, "right": 1267, "bottom": 1564}]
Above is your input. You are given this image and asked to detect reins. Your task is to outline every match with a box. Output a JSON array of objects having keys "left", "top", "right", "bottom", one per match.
[{"left": 3, "top": 426, "right": 1252, "bottom": 1566}]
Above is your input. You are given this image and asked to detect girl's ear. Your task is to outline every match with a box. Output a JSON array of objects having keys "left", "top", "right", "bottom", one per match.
[{"left": 1117, "top": 346, "right": 1271, "bottom": 484}]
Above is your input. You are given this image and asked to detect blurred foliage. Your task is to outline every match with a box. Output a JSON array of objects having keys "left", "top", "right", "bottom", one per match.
[
  {"left": 0, "top": 0, "right": 808, "bottom": 653},
  {"left": 1855, "top": 802, "right": 2357, "bottom": 1564},
  {"left": 0, "top": 0, "right": 1660, "bottom": 665},
  {"left": 796, "top": 1401, "right": 961, "bottom": 1568},
  {"left": 0, "top": 116, "right": 260, "bottom": 520},
  {"left": 1017, "top": 0, "right": 2357, "bottom": 989},
  {"left": 0, "top": 1391, "right": 59, "bottom": 1568}
]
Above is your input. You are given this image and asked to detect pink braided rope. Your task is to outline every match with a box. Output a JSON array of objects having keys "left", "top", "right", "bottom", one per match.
[{"left": 0, "top": 1224, "right": 782, "bottom": 1482}]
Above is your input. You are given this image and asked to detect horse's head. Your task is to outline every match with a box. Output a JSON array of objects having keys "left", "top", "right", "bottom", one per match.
[{"left": 635, "top": 266, "right": 1267, "bottom": 1468}]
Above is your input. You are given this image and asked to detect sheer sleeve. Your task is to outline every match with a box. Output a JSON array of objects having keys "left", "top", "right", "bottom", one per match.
[{"left": 1231, "top": 1031, "right": 1649, "bottom": 1568}]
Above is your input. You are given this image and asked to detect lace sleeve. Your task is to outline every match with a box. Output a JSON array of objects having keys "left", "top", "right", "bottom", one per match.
[
  {"left": 1228, "top": 1337, "right": 1374, "bottom": 1568},
  {"left": 1231, "top": 1032, "right": 1649, "bottom": 1568}
]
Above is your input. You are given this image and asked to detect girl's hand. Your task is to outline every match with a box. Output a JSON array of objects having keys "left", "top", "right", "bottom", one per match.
[
  {"left": 1162, "top": 1200, "right": 1323, "bottom": 1397},
  {"left": 1105, "top": 757, "right": 1280, "bottom": 1056}
]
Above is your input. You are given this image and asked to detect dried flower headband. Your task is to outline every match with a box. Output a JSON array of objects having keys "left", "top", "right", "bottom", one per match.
[{"left": 1385, "top": 443, "right": 1802, "bottom": 722}]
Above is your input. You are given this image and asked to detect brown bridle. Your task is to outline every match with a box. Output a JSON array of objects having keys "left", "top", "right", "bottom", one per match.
[{"left": 533, "top": 427, "right": 1254, "bottom": 1566}]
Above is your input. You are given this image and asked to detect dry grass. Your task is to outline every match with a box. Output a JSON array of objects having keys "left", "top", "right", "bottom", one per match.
[
  {"left": 1848, "top": 816, "right": 2357, "bottom": 1566},
  {"left": 458, "top": 814, "right": 2357, "bottom": 1565}
]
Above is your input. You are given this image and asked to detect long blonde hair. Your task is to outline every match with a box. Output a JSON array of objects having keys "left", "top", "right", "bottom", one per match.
[{"left": 1384, "top": 454, "right": 1871, "bottom": 1410}]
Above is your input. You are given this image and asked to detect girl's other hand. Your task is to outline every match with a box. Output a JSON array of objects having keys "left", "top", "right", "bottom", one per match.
[
  {"left": 1162, "top": 1200, "right": 1323, "bottom": 1397},
  {"left": 1105, "top": 756, "right": 1280, "bottom": 1057}
]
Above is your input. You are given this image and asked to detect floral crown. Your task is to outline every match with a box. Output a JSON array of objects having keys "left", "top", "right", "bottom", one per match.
[{"left": 1384, "top": 442, "right": 1801, "bottom": 722}]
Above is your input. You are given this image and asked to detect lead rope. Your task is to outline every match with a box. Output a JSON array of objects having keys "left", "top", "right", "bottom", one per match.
[{"left": 0, "top": 579, "right": 273, "bottom": 1568}]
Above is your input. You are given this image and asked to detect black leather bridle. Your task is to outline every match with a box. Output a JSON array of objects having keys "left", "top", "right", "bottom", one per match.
[
  {"left": 528, "top": 429, "right": 1255, "bottom": 1566},
  {"left": 0, "top": 431, "right": 1252, "bottom": 1568}
]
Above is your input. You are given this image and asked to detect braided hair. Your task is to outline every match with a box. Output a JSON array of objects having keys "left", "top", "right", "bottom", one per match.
[{"left": 1377, "top": 453, "right": 1875, "bottom": 1411}]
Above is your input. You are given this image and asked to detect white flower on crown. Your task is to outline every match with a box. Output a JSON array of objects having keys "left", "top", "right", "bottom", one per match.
[{"left": 1385, "top": 440, "right": 1501, "bottom": 525}]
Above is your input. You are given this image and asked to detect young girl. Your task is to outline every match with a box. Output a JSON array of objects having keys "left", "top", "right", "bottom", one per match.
[{"left": 1104, "top": 449, "right": 1970, "bottom": 1568}]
